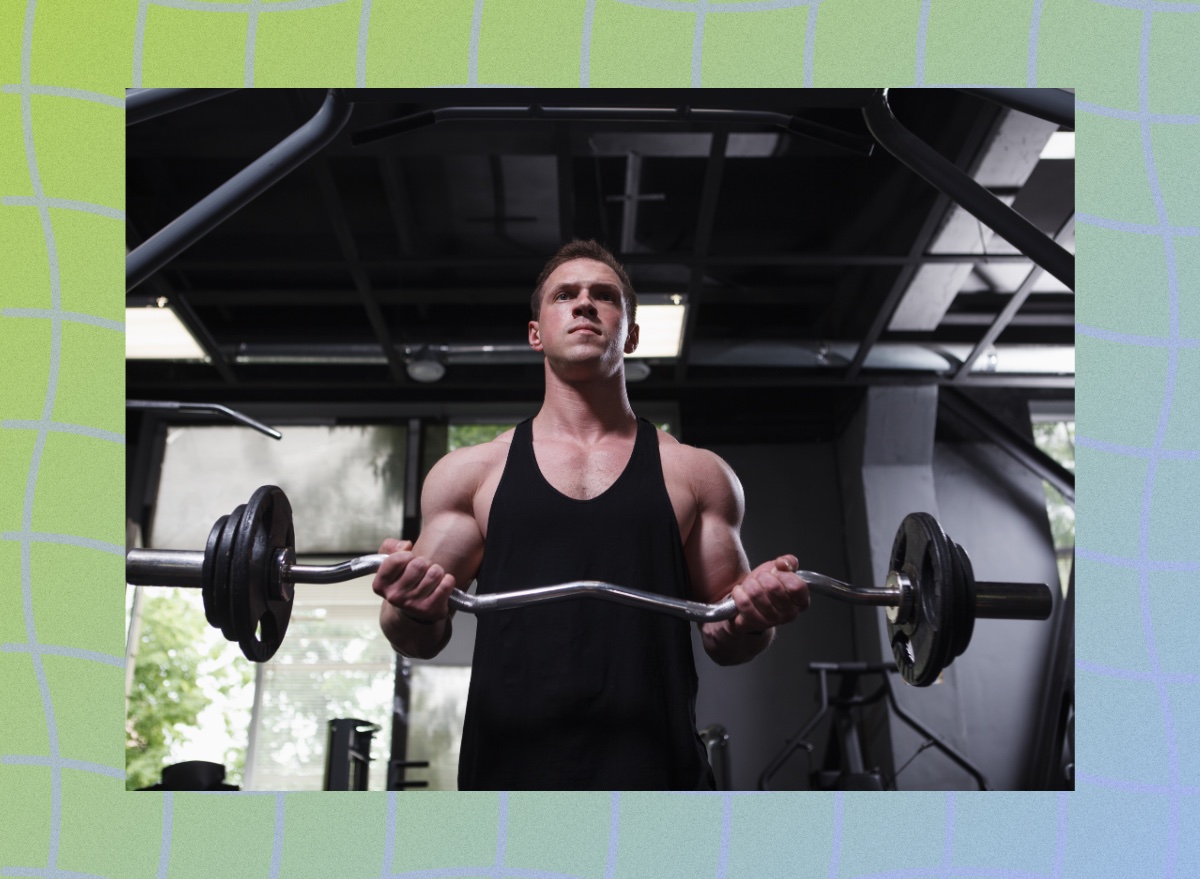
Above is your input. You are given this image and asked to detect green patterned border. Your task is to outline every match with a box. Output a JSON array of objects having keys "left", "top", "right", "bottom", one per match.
[{"left": 2, "top": 1, "right": 1197, "bottom": 877}]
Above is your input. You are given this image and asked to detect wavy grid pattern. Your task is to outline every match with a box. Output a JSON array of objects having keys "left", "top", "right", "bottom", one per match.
[{"left": 1, "top": 0, "right": 1197, "bottom": 877}]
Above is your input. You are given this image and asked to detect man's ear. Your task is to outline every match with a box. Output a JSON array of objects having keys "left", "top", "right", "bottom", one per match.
[
  {"left": 624, "top": 322, "right": 639, "bottom": 355},
  {"left": 529, "top": 320, "right": 542, "bottom": 352}
]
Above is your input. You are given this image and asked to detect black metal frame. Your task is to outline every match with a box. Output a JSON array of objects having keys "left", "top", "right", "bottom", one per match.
[
  {"left": 939, "top": 388, "right": 1075, "bottom": 504},
  {"left": 957, "top": 88, "right": 1075, "bottom": 131},
  {"left": 1026, "top": 562, "right": 1074, "bottom": 789},
  {"left": 126, "top": 88, "right": 239, "bottom": 126},
  {"left": 862, "top": 89, "right": 1074, "bottom": 291},
  {"left": 126, "top": 89, "right": 1073, "bottom": 392},
  {"left": 350, "top": 104, "right": 876, "bottom": 156},
  {"left": 126, "top": 89, "right": 353, "bottom": 292},
  {"left": 323, "top": 718, "right": 381, "bottom": 791},
  {"left": 758, "top": 661, "right": 989, "bottom": 791}
]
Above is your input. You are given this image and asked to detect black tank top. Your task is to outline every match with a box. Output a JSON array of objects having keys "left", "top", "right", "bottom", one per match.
[{"left": 458, "top": 416, "right": 713, "bottom": 790}]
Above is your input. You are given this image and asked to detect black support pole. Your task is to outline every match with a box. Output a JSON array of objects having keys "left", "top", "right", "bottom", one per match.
[
  {"left": 126, "top": 88, "right": 240, "bottom": 126},
  {"left": 862, "top": 90, "right": 1074, "bottom": 291},
  {"left": 126, "top": 89, "right": 353, "bottom": 292}
]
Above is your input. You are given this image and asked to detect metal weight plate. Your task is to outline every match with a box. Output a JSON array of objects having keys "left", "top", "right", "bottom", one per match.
[
  {"left": 886, "top": 513, "right": 956, "bottom": 686},
  {"left": 948, "top": 541, "right": 977, "bottom": 662},
  {"left": 229, "top": 485, "right": 295, "bottom": 662},
  {"left": 213, "top": 504, "right": 246, "bottom": 642},
  {"left": 202, "top": 513, "right": 230, "bottom": 631}
]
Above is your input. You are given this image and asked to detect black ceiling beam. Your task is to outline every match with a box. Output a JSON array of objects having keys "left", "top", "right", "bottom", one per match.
[
  {"left": 309, "top": 157, "right": 409, "bottom": 384},
  {"left": 175, "top": 285, "right": 841, "bottom": 307},
  {"left": 128, "top": 370, "right": 1074, "bottom": 395},
  {"left": 170, "top": 251, "right": 1040, "bottom": 276},
  {"left": 350, "top": 105, "right": 874, "bottom": 157},
  {"left": 675, "top": 130, "right": 728, "bottom": 383},
  {"left": 952, "top": 215, "right": 1075, "bottom": 381}
]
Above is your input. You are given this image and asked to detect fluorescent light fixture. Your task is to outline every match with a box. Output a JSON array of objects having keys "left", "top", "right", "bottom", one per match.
[
  {"left": 1040, "top": 131, "right": 1075, "bottom": 160},
  {"left": 126, "top": 304, "right": 208, "bottom": 360},
  {"left": 629, "top": 295, "right": 686, "bottom": 359}
]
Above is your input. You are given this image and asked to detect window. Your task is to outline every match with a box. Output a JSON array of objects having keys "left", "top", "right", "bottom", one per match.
[
  {"left": 128, "top": 424, "right": 410, "bottom": 791},
  {"left": 1031, "top": 419, "right": 1075, "bottom": 596}
]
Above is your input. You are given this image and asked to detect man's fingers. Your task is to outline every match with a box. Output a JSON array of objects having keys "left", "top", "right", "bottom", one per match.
[{"left": 731, "top": 580, "right": 773, "bottom": 632}]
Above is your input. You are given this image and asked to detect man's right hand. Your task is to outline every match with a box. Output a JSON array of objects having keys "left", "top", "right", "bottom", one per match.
[{"left": 371, "top": 538, "right": 458, "bottom": 624}]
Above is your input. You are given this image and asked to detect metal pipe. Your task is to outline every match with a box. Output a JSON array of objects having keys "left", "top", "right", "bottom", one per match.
[
  {"left": 351, "top": 105, "right": 875, "bottom": 156},
  {"left": 126, "top": 89, "right": 353, "bottom": 292},
  {"left": 126, "top": 88, "right": 240, "bottom": 126},
  {"left": 958, "top": 88, "right": 1075, "bottom": 131},
  {"left": 862, "top": 89, "right": 1074, "bottom": 290},
  {"left": 126, "top": 400, "right": 282, "bottom": 440}
]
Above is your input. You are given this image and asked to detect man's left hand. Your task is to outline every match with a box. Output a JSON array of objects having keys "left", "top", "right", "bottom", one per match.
[{"left": 727, "top": 555, "right": 810, "bottom": 635}]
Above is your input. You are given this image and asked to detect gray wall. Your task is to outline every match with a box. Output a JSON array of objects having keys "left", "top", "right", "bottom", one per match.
[
  {"left": 833, "top": 387, "right": 1059, "bottom": 791},
  {"left": 692, "top": 444, "right": 854, "bottom": 791}
]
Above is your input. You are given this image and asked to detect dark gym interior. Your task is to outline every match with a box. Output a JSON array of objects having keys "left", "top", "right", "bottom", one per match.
[{"left": 125, "top": 88, "right": 1074, "bottom": 792}]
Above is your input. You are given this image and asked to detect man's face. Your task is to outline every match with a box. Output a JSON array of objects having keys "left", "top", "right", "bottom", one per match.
[{"left": 529, "top": 259, "right": 639, "bottom": 372}]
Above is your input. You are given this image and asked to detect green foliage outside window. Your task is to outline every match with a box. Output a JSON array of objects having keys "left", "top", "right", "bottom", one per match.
[
  {"left": 448, "top": 423, "right": 516, "bottom": 451},
  {"left": 1032, "top": 421, "right": 1075, "bottom": 596},
  {"left": 125, "top": 594, "right": 251, "bottom": 790}
]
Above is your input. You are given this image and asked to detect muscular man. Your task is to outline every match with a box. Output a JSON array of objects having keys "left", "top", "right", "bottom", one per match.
[{"left": 373, "top": 239, "right": 810, "bottom": 790}]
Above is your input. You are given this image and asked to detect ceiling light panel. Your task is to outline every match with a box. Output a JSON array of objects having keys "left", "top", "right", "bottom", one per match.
[{"left": 126, "top": 306, "right": 208, "bottom": 360}]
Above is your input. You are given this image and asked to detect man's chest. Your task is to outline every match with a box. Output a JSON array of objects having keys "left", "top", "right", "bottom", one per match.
[{"left": 472, "top": 439, "right": 698, "bottom": 544}]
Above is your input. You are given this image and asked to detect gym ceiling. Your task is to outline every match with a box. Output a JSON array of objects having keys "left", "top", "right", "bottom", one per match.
[{"left": 125, "top": 88, "right": 1074, "bottom": 443}]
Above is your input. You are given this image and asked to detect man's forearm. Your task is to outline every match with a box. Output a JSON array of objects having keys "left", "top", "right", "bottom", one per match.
[
  {"left": 700, "top": 619, "right": 775, "bottom": 666},
  {"left": 379, "top": 601, "right": 452, "bottom": 659}
]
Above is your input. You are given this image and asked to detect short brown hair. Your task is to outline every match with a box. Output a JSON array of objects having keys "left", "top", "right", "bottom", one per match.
[{"left": 531, "top": 240, "right": 637, "bottom": 324}]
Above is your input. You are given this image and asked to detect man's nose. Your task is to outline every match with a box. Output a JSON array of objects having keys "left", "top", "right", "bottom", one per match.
[{"left": 573, "top": 294, "right": 599, "bottom": 317}]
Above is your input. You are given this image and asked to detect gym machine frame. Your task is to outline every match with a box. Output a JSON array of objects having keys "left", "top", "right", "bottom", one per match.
[{"left": 757, "top": 662, "right": 989, "bottom": 791}]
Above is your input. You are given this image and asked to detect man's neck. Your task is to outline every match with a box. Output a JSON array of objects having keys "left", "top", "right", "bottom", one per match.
[{"left": 535, "top": 366, "right": 637, "bottom": 443}]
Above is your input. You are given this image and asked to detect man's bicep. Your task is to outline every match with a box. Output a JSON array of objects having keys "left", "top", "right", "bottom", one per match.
[
  {"left": 410, "top": 452, "right": 486, "bottom": 588},
  {"left": 684, "top": 452, "right": 750, "bottom": 604}
]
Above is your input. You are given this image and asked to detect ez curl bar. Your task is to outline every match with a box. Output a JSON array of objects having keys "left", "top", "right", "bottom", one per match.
[{"left": 125, "top": 486, "right": 1053, "bottom": 686}]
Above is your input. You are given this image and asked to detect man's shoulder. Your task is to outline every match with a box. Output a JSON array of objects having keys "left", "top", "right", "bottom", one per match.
[
  {"left": 424, "top": 435, "right": 512, "bottom": 505},
  {"left": 435, "top": 433, "right": 513, "bottom": 472},
  {"left": 656, "top": 433, "right": 740, "bottom": 494}
]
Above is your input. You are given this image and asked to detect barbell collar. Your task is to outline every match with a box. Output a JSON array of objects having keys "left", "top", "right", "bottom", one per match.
[
  {"left": 126, "top": 549, "right": 205, "bottom": 588},
  {"left": 974, "top": 580, "right": 1053, "bottom": 620}
]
